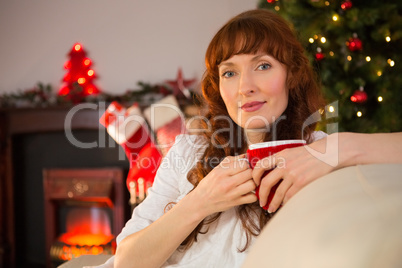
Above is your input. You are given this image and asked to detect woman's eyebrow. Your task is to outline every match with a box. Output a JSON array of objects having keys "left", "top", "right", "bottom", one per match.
[
  {"left": 251, "top": 54, "right": 269, "bottom": 62},
  {"left": 218, "top": 54, "right": 270, "bottom": 68},
  {"left": 218, "top": 61, "right": 235, "bottom": 68}
]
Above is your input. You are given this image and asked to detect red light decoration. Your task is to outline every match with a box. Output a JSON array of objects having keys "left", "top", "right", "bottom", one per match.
[
  {"left": 58, "top": 43, "right": 101, "bottom": 100},
  {"left": 351, "top": 87, "right": 367, "bottom": 103},
  {"left": 316, "top": 52, "right": 325, "bottom": 61},
  {"left": 74, "top": 43, "right": 82, "bottom": 51},
  {"left": 341, "top": 0, "right": 353, "bottom": 10},
  {"left": 77, "top": 78, "right": 86, "bottom": 84},
  {"left": 83, "top": 58, "right": 91, "bottom": 66},
  {"left": 267, "top": 0, "right": 275, "bottom": 3},
  {"left": 86, "top": 86, "right": 95, "bottom": 95},
  {"left": 347, "top": 36, "right": 363, "bottom": 52},
  {"left": 315, "top": 47, "right": 325, "bottom": 61}
]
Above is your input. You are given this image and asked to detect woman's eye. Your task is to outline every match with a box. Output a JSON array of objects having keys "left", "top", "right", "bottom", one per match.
[
  {"left": 222, "top": 71, "right": 235, "bottom": 78},
  {"left": 257, "top": 63, "right": 270, "bottom": 70}
]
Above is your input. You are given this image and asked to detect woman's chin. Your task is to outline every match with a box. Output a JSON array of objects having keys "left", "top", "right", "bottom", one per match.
[{"left": 243, "top": 124, "right": 271, "bottom": 131}]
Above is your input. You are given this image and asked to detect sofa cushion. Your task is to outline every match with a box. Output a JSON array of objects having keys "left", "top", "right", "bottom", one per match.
[{"left": 242, "top": 164, "right": 402, "bottom": 268}]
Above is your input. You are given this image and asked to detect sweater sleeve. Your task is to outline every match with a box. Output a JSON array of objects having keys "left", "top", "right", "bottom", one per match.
[
  {"left": 116, "top": 134, "right": 205, "bottom": 245},
  {"left": 311, "top": 130, "right": 327, "bottom": 142}
]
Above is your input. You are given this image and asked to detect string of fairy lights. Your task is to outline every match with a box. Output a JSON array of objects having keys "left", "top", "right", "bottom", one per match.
[{"left": 264, "top": 0, "right": 398, "bottom": 120}]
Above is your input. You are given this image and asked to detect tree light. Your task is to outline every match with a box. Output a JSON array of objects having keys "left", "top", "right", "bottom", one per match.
[
  {"left": 87, "top": 70, "right": 94, "bottom": 76},
  {"left": 347, "top": 55, "right": 352, "bottom": 61},
  {"left": 320, "top": 37, "right": 326, "bottom": 43},
  {"left": 86, "top": 86, "right": 94, "bottom": 95},
  {"left": 366, "top": 56, "right": 371, "bottom": 62},
  {"left": 357, "top": 111, "right": 362, "bottom": 117},
  {"left": 332, "top": 15, "right": 339, "bottom": 21},
  {"left": 83, "top": 58, "right": 91, "bottom": 66},
  {"left": 378, "top": 96, "right": 383, "bottom": 102},
  {"left": 386, "top": 36, "right": 391, "bottom": 42},
  {"left": 74, "top": 44, "right": 82, "bottom": 51},
  {"left": 329, "top": 51, "right": 334, "bottom": 56},
  {"left": 309, "top": 38, "right": 314, "bottom": 43},
  {"left": 328, "top": 106, "right": 335, "bottom": 113},
  {"left": 377, "top": 71, "right": 382, "bottom": 76},
  {"left": 388, "top": 59, "right": 395, "bottom": 67},
  {"left": 78, "top": 78, "right": 86, "bottom": 84}
]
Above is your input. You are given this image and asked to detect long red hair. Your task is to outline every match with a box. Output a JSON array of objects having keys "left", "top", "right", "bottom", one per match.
[{"left": 182, "top": 9, "right": 325, "bottom": 251}]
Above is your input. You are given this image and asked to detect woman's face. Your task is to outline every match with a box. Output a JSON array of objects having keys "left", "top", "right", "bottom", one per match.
[{"left": 218, "top": 53, "right": 289, "bottom": 130}]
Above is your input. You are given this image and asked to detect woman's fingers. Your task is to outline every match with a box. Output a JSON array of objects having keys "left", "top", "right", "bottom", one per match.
[
  {"left": 266, "top": 177, "right": 292, "bottom": 213},
  {"left": 232, "top": 170, "right": 256, "bottom": 194},
  {"left": 218, "top": 155, "right": 250, "bottom": 175},
  {"left": 197, "top": 155, "right": 258, "bottom": 214},
  {"left": 257, "top": 167, "right": 283, "bottom": 208},
  {"left": 238, "top": 192, "right": 258, "bottom": 205},
  {"left": 252, "top": 155, "right": 277, "bottom": 186}
]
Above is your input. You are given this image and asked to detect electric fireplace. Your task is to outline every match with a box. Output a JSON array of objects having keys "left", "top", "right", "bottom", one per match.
[{"left": 43, "top": 168, "right": 126, "bottom": 267}]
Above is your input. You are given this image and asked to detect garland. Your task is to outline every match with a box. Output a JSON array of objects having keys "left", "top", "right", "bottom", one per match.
[{"left": 0, "top": 81, "right": 199, "bottom": 109}]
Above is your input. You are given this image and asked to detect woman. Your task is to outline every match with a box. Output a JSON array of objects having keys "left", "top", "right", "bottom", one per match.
[
  {"left": 109, "top": 9, "right": 402, "bottom": 268},
  {"left": 109, "top": 9, "right": 325, "bottom": 268}
]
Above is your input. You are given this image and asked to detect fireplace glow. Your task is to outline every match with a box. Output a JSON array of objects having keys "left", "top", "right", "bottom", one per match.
[
  {"left": 43, "top": 168, "right": 126, "bottom": 267},
  {"left": 64, "top": 207, "right": 112, "bottom": 240},
  {"left": 50, "top": 207, "right": 116, "bottom": 262},
  {"left": 59, "top": 233, "right": 114, "bottom": 246}
]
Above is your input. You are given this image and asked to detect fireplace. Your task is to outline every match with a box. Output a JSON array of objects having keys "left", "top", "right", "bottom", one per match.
[
  {"left": 0, "top": 107, "right": 130, "bottom": 268},
  {"left": 43, "top": 168, "right": 124, "bottom": 267}
]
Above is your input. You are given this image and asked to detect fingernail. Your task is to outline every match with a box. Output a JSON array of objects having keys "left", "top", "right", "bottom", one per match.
[{"left": 268, "top": 206, "right": 275, "bottom": 213}]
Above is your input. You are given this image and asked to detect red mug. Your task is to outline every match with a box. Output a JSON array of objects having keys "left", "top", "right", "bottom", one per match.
[{"left": 247, "top": 140, "right": 306, "bottom": 210}]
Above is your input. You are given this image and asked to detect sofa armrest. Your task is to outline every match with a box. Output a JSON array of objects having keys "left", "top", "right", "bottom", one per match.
[{"left": 243, "top": 164, "right": 402, "bottom": 268}]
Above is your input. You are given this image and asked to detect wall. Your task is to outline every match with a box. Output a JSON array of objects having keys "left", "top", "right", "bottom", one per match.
[{"left": 0, "top": 0, "right": 258, "bottom": 95}]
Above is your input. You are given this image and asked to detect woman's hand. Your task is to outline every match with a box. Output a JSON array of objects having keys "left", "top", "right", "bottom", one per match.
[
  {"left": 191, "top": 154, "right": 257, "bottom": 218},
  {"left": 252, "top": 132, "right": 402, "bottom": 213},
  {"left": 252, "top": 135, "right": 339, "bottom": 213},
  {"left": 116, "top": 154, "right": 256, "bottom": 268}
]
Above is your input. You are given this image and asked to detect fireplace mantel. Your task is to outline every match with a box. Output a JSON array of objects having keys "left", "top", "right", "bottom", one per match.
[{"left": 0, "top": 105, "right": 103, "bottom": 268}]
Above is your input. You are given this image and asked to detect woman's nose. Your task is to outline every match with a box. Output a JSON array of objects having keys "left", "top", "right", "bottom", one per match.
[{"left": 239, "top": 72, "right": 256, "bottom": 96}]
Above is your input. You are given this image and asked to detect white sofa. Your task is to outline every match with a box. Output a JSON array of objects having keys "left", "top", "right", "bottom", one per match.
[
  {"left": 243, "top": 163, "right": 402, "bottom": 268},
  {"left": 59, "top": 163, "right": 402, "bottom": 268}
]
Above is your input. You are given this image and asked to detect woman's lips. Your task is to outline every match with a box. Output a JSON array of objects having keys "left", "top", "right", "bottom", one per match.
[{"left": 240, "top": 101, "right": 266, "bottom": 112}]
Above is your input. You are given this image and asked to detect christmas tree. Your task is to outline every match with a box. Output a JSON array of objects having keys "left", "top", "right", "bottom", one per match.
[
  {"left": 59, "top": 43, "right": 100, "bottom": 102},
  {"left": 259, "top": 0, "right": 402, "bottom": 132}
]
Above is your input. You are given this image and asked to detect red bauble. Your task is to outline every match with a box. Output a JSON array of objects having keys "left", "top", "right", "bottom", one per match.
[
  {"left": 347, "top": 37, "right": 363, "bottom": 52},
  {"left": 315, "top": 52, "right": 325, "bottom": 61},
  {"left": 350, "top": 89, "right": 367, "bottom": 103},
  {"left": 341, "top": 0, "right": 353, "bottom": 10},
  {"left": 267, "top": 0, "right": 275, "bottom": 3}
]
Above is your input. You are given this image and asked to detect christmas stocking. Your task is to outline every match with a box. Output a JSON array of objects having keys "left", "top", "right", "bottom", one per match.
[
  {"left": 143, "top": 95, "right": 187, "bottom": 156},
  {"left": 100, "top": 101, "right": 162, "bottom": 205}
]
